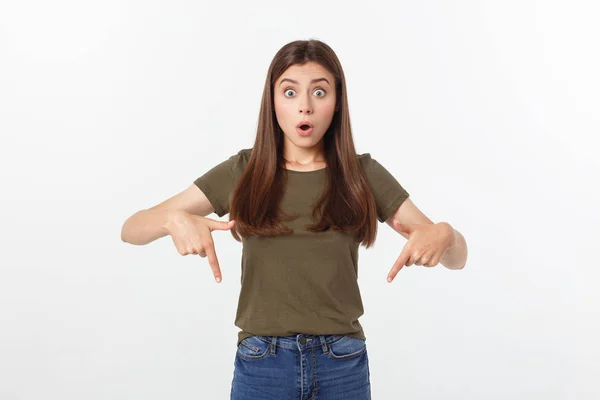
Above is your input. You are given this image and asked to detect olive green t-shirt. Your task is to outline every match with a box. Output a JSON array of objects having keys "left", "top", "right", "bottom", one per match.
[{"left": 193, "top": 148, "right": 410, "bottom": 346}]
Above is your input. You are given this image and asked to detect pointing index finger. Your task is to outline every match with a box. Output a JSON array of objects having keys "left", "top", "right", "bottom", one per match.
[
  {"left": 387, "top": 246, "right": 411, "bottom": 283},
  {"left": 204, "top": 244, "right": 222, "bottom": 283}
]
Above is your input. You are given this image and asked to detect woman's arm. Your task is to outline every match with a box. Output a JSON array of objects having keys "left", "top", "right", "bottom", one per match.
[
  {"left": 385, "top": 198, "right": 468, "bottom": 270},
  {"left": 121, "top": 184, "right": 215, "bottom": 245}
]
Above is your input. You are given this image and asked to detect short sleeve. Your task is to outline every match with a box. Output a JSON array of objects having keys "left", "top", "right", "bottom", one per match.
[
  {"left": 359, "top": 153, "right": 410, "bottom": 223},
  {"left": 193, "top": 151, "right": 242, "bottom": 217}
]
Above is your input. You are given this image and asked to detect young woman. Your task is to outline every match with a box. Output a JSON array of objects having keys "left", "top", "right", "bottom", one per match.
[{"left": 121, "top": 39, "right": 468, "bottom": 400}]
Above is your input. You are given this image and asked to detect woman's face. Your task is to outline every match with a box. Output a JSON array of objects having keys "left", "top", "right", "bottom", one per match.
[{"left": 273, "top": 62, "right": 337, "bottom": 155}]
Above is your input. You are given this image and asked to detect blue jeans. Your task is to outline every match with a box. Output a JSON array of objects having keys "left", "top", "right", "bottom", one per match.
[{"left": 230, "top": 334, "right": 371, "bottom": 399}]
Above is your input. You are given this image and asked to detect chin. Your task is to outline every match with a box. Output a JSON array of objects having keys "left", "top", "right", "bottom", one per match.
[{"left": 295, "top": 136, "right": 323, "bottom": 145}]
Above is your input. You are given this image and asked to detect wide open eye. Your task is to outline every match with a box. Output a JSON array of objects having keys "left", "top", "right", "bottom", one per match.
[{"left": 283, "top": 88, "right": 327, "bottom": 98}]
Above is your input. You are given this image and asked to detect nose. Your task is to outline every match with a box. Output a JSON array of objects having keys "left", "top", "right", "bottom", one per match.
[
  {"left": 299, "top": 105, "right": 312, "bottom": 114},
  {"left": 298, "top": 95, "right": 313, "bottom": 115}
]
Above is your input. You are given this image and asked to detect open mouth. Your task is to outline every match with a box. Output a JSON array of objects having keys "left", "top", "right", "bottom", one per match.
[
  {"left": 297, "top": 121, "right": 313, "bottom": 131},
  {"left": 296, "top": 121, "right": 314, "bottom": 135}
]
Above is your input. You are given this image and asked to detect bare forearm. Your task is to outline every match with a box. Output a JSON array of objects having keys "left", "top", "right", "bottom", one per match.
[
  {"left": 121, "top": 209, "right": 175, "bottom": 245},
  {"left": 440, "top": 225, "right": 468, "bottom": 270}
]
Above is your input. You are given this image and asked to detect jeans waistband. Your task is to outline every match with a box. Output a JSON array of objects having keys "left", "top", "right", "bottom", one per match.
[{"left": 254, "top": 334, "right": 345, "bottom": 353}]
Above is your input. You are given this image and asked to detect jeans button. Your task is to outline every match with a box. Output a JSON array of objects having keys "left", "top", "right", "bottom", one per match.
[{"left": 299, "top": 337, "right": 306, "bottom": 345}]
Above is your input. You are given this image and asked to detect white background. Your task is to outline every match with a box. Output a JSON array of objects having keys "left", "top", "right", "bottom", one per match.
[{"left": 1, "top": 1, "right": 597, "bottom": 399}]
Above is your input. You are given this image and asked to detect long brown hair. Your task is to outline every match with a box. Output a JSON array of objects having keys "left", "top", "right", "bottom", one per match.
[{"left": 229, "top": 39, "right": 379, "bottom": 248}]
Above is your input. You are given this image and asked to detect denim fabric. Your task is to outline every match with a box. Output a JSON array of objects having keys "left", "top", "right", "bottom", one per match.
[{"left": 230, "top": 334, "right": 371, "bottom": 400}]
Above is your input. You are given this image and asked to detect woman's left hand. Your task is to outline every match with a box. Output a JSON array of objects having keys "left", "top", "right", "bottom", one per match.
[{"left": 387, "top": 221, "right": 455, "bottom": 282}]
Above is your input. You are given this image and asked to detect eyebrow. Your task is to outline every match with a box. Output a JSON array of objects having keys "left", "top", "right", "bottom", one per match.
[{"left": 278, "top": 77, "right": 331, "bottom": 87}]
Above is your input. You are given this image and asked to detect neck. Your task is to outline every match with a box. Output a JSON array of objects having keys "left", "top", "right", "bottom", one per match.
[{"left": 283, "top": 141, "right": 326, "bottom": 165}]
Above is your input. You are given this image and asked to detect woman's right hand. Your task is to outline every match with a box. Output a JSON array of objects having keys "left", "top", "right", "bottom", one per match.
[{"left": 166, "top": 210, "right": 236, "bottom": 283}]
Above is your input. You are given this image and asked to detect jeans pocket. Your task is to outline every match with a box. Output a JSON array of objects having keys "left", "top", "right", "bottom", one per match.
[
  {"left": 327, "top": 336, "right": 367, "bottom": 360},
  {"left": 236, "top": 336, "right": 272, "bottom": 361}
]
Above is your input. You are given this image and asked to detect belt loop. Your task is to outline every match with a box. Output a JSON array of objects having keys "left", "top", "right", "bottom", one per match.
[
  {"left": 319, "top": 335, "right": 328, "bottom": 354},
  {"left": 270, "top": 336, "right": 278, "bottom": 355}
]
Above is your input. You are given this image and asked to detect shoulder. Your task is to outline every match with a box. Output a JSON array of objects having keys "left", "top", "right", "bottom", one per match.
[
  {"left": 227, "top": 148, "right": 252, "bottom": 177},
  {"left": 237, "top": 148, "right": 252, "bottom": 162},
  {"left": 218, "top": 148, "right": 251, "bottom": 167},
  {"left": 234, "top": 148, "right": 252, "bottom": 167},
  {"left": 356, "top": 152, "right": 403, "bottom": 184},
  {"left": 357, "top": 152, "right": 376, "bottom": 170}
]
